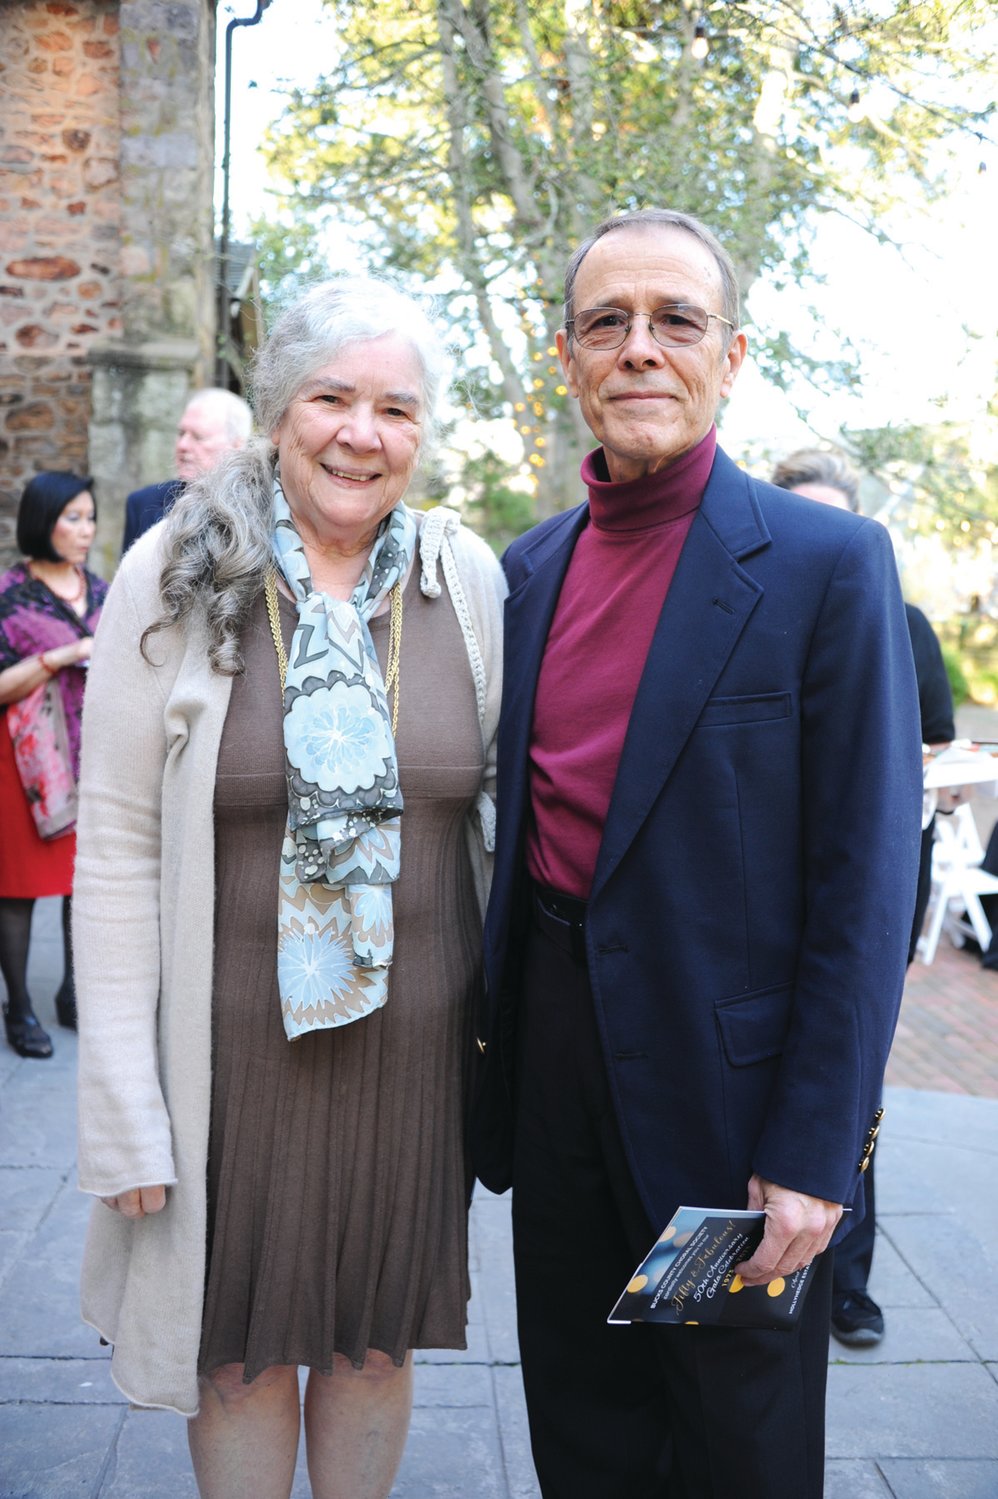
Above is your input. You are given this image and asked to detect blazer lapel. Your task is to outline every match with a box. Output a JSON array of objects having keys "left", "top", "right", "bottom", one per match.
[
  {"left": 498, "top": 506, "right": 588, "bottom": 784},
  {"left": 485, "top": 505, "right": 588, "bottom": 980},
  {"left": 591, "top": 454, "right": 769, "bottom": 897}
]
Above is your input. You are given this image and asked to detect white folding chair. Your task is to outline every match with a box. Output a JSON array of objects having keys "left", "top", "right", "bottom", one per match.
[{"left": 918, "top": 803, "right": 998, "bottom": 964}]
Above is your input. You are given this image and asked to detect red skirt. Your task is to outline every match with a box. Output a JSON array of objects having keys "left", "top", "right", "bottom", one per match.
[{"left": 0, "top": 710, "right": 75, "bottom": 898}]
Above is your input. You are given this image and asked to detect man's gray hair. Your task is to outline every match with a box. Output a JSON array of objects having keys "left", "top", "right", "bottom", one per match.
[
  {"left": 185, "top": 387, "right": 253, "bottom": 444},
  {"left": 771, "top": 447, "right": 860, "bottom": 512},
  {"left": 250, "top": 275, "right": 453, "bottom": 446},
  {"left": 563, "top": 209, "right": 740, "bottom": 339}
]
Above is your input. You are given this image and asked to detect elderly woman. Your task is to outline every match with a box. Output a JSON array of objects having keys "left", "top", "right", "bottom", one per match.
[
  {"left": 0, "top": 472, "right": 106, "bottom": 1057},
  {"left": 74, "top": 277, "right": 506, "bottom": 1499}
]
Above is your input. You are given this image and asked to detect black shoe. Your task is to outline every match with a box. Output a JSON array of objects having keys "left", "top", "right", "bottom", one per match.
[
  {"left": 831, "top": 1290, "right": 884, "bottom": 1346},
  {"left": 55, "top": 983, "right": 77, "bottom": 1031},
  {"left": 3, "top": 1004, "right": 54, "bottom": 1059}
]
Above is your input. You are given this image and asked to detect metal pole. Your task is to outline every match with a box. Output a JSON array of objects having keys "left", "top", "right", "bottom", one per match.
[{"left": 216, "top": 1, "right": 274, "bottom": 387}]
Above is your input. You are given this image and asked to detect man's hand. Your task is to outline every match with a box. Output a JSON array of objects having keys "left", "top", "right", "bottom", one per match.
[
  {"left": 100, "top": 1185, "right": 167, "bottom": 1219},
  {"left": 734, "top": 1175, "right": 842, "bottom": 1286}
]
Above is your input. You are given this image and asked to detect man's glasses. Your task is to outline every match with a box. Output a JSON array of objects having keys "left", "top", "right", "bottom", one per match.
[{"left": 566, "top": 304, "right": 734, "bottom": 350}]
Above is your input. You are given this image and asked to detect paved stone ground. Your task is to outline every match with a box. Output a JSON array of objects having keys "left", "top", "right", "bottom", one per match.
[{"left": 3, "top": 708, "right": 998, "bottom": 1498}]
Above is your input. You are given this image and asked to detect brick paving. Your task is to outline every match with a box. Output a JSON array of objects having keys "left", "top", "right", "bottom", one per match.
[
  {"left": 885, "top": 702, "right": 998, "bottom": 1102},
  {"left": 890, "top": 935, "right": 998, "bottom": 1099}
]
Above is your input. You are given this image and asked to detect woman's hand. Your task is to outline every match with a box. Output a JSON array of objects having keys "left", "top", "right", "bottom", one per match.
[
  {"left": 100, "top": 1185, "right": 167, "bottom": 1218},
  {"left": 49, "top": 635, "right": 94, "bottom": 668},
  {"left": 0, "top": 636, "right": 95, "bottom": 705}
]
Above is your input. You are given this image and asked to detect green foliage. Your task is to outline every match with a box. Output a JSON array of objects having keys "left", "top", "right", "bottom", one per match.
[
  {"left": 247, "top": 210, "right": 332, "bottom": 325},
  {"left": 940, "top": 643, "right": 970, "bottom": 708},
  {"left": 935, "top": 617, "right": 998, "bottom": 707},
  {"left": 261, "top": 0, "right": 996, "bottom": 511},
  {"left": 844, "top": 418, "right": 998, "bottom": 550},
  {"left": 460, "top": 451, "right": 537, "bottom": 553}
]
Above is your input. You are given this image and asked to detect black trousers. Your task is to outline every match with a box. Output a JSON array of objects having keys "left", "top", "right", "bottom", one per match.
[
  {"left": 831, "top": 1156, "right": 875, "bottom": 1295},
  {"left": 511, "top": 899, "right": 833, "bottom": 1499}
]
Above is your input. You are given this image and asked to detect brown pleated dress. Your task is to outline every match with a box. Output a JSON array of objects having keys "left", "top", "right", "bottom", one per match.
[{"left": 199, "top": 572, "right": 483, "bottom": 1381}]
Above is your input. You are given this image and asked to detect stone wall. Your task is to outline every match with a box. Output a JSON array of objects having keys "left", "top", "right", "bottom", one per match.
[
  {"left": 0, "top": 0, "right": 122, "bottom": 564},
  {"left": 87, "top": 0, "right": 217, "bottom": 574},
  {"left": 0, "top": 0, "right": 217, "bottom": 577}
]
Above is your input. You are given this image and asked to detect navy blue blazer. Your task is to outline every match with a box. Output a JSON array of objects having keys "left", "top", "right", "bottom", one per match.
[
  {"left": 474, "top": 446, "right": 923, "bottom": 1241},
  {"left": 121, "top": 479, "right": 183, "bottom": 554}
]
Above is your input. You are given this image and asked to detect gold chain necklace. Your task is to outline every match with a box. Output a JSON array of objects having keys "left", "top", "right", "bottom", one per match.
[{"left": 264, "top": 569, "right": 403, "bottom": 735}]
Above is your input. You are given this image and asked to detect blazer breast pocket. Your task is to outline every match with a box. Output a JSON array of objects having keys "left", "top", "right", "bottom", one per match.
[
  {"left": 696, "top": 691, "right": 792, "bottom": 729},
  {"left": 715, "top": 982, "right": 793, "bottom": 1066}
]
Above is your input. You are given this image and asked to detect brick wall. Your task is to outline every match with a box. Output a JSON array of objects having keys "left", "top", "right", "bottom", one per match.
[
  {"left": 0, "top": 0, "right": 217, "bottom": 576},
  {"left": 0, "top": 0, "right": 122, "bottom": 563}
]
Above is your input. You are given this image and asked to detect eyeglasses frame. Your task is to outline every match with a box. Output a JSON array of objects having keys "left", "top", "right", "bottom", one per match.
[{"left": 565, "top": 303, "right": 736, "bottom": 351}]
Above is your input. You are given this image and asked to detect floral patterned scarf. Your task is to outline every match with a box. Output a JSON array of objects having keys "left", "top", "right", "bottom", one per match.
[{"left": 271, "top": 474, "right": 417, "bottom": 1039}]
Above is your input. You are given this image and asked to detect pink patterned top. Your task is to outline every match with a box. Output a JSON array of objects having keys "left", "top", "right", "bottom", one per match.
[{"left": 0, "top": 562, "right": 108, "bottom": 775}]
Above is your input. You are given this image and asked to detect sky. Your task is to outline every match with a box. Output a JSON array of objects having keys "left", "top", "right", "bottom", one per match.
[
  {"left": 215, "top": 0, "right": 997, "bottom": 481},
  {"left": 722, "top": 150, "right": 997, "bottom": 462}
]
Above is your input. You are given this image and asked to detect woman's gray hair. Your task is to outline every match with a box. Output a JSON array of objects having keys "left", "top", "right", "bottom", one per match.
[
  {"left": 142, "top": 274, "right": 453, "bottom": 676},
  {"left": 251, "top": 274, "right": 453, "bottom": 446},
  {"left": 770, "top": 447, "right": 861, "bottom": 512}
]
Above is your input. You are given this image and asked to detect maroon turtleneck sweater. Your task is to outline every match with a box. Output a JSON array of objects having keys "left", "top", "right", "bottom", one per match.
[{"left": 526, "top": 426, "right": 717, "bottom": 900}]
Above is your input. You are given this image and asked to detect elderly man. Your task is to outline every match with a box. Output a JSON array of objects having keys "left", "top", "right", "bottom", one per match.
[
  {"left": 473, "top": 210, "right": 923, "bottom": 1498},
  {"left": 121, "top": 387, "right": 252, "bottom": 552}
]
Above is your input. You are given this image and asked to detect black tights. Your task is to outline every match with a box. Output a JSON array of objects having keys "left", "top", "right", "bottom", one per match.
[{"left": 0, "top": 895, "right": 72, "bottom": 1018}]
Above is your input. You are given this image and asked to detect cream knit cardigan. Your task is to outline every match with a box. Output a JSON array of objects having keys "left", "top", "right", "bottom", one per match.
[{"left": 74, "top": 504, "right": 506, "bottom": 1416}]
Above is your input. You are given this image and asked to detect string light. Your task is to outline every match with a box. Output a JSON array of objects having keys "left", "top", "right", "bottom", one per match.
[{"left": 691, "top": 19, "right": 708, "bottom": 60}]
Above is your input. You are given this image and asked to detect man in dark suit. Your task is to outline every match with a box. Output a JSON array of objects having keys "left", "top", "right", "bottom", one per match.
[
  {"left": 121, "top": 387, "right": 252, "bottom": 552},
  {"left": 473, "top": 209, "right": 923, "bottom": 1499}
]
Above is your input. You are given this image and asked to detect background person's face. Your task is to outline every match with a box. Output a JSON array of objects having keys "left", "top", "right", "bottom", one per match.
[
  {"left": 789, "top": 482, "right": 852, "bottom": 511},
  {"left": 557, "top": 225, "right": 746, "bottom": 484},
  {"left": 50, "top": 490, "right": 96, "bottom": 566},
  {"left": 174, "top": 400, "right": 238, "bottom": 481}
]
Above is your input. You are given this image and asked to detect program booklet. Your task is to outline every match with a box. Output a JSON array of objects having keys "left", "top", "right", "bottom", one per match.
[{"left": 608, "top": 1205, "right": 816, "bottom": 1331}]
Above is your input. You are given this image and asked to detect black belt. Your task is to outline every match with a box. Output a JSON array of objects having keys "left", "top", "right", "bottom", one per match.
[{"left": 532, "top": 882, "right": 588, "bottom": 964}]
